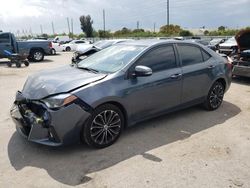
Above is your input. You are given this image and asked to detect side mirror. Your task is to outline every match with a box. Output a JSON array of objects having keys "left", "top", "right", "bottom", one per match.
[{"left": 133, "top": 65, "right": 152, "bottom": 77}]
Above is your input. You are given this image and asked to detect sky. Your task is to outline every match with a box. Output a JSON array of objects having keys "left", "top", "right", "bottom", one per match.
[{"left": 0, "top": 0, "right": 250, "bottom": 35}]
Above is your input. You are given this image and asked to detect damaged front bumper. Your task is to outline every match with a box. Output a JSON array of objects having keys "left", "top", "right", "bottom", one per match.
[{"left": 10, "top": 92, "right": 91, "bottom": 146}]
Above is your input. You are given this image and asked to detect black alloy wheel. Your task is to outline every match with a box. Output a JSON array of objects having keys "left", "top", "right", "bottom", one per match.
[
  {"left": 204, "top": 81, "right": 225, "bottom": 110},
  {"left": 83, "top": 104, "right": 124, "bottom": 148}
]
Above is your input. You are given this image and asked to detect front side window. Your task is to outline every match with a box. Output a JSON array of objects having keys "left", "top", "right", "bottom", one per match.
[
  {"left": 0, "top": 33, "right": 10, "bottom": 43},
  {"left": 178, "top": 44, "right": 203, "bottom": 66},
  {"left": 136, "top": 45, "right": 177, "bottom": 72}
]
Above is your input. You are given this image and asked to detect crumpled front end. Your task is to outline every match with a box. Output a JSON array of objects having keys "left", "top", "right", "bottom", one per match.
[{"left": 10, "top": 91, "right": 91, "bottom": 146}]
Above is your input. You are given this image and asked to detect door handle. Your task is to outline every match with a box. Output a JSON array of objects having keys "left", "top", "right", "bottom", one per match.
[
  {"left": 207, "top": 65, "right": 215, "bottom": 69},
  {"left": 170, "top": 73, "right": 182, "bottom": 79}
]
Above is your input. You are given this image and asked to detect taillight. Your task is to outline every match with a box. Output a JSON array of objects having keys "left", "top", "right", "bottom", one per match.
[
  {"left": 49, "top": 42, "right": 52, "bottom": 48},
  {"left": 226, "top": 57, "right": 233, "bottom": 69}
]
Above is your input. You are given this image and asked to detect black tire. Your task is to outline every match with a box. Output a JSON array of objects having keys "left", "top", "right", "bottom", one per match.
[
  {"left": 24, "top": 60, "right": 29, "bottom": 66},
  {"left": 65, "top": 47, "right": 71, "bottom": 51},
  {"left": 51, "top": 48, "right": 56, "bottom": 55},
  {"left": 7, "top": 61, "right": 12, "bottom": 67},
  {"left": 82, "top": 104, "right": 124, "bottom": 148},
  {"left": 204, "top": 81, "right": 225, "bottom": 111},
  {"left": 30, "top": 49, "right": 44, "bottom": 62},
  {"left": 16, "top": 62, "right": 21, "bottom": 68}
]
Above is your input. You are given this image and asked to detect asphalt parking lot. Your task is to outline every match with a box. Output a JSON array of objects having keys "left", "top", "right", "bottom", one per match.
[{"left": 0, "top": 53, "right": 250, "bottom": 188}]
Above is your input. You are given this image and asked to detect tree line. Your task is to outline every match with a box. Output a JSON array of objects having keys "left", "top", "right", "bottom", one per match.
[{"left": 27, "top": 14, "right": 249, "bottom": 40}]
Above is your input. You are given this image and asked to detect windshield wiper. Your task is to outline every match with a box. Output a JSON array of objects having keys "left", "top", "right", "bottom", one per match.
[{"left": 77, "top": 66, "right": 99, "bottom": 73}]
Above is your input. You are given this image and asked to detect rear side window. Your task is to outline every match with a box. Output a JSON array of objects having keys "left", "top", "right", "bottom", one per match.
[
  {"left": 76, "top": 41, "right": 85, "bottom": 44},
  {"left": 136, "top": 45, "right": 177, "bottom": 72},
  {"left": 0, "top": 33, "right": 10, "bottom": 43},
  {"left": 178, "top": 44, "right": 203, "bottom": 66}
]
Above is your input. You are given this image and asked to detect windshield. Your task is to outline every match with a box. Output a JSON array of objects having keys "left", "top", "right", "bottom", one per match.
[
  {"left": 94, "top": 40, "right": 115, "bottom": 49},
  {"left": 209, "top": 39, "right": 222, "bottom": 45},
  {"left": 225, "top": 37, "right": 236, "bottom": 43},
  {"left": 78, "top": 45, "right": 145, "bottom": 73}
]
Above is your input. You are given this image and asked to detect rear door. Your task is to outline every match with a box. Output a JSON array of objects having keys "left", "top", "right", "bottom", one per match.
[
  {"left": 176, "top": 43, "right": 214, "bottom": 104},
  {"left": 0, "top": 33, "right": 12, "bottom": 57}
]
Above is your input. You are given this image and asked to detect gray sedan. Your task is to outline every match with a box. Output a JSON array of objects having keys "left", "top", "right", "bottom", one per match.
[{"left": 10, "top": 40, "right": 232, "bottom": 148}]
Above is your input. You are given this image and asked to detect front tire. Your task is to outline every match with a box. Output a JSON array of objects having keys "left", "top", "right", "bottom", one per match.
[
  {"left": 204, "top": 81, "right": 225, "bottom": 111},
  {"left": 82, "top": 104, "right": 124, "bottom": 148}
]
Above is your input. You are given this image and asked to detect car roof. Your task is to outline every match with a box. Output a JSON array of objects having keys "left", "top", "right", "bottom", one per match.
[{"left": 118, "top": 39, "right": 203, "bottom": 47}]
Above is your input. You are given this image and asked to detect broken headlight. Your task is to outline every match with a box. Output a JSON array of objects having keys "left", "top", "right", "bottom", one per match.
[{"left": 42, "top": 94, "right": 77, "bottom": 109}]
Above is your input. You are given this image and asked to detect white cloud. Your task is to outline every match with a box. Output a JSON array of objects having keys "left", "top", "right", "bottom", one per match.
[{"left": 0, "top": 0, "right": 249, "bottom": 35}]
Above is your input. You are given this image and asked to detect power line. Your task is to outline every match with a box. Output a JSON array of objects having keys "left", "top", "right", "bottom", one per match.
[
  {"left": 103, "top": 9, "right": 106, "bottom": 36},
  {"left": 137, "top": 21, "right": 139, "bottom": 29},
  {"left": 66, "top": 17, "right": 70, "bottom": 35},
  {"left": 51, "top": 22, "right": 55, "bottom": 35},
  {"left": 167, "top": 0, "right": 169, "bottom": 26},
  {"left": 40, "top": 25, "right": 43, "bottom": 35},
  {"left": 71, "top": 18, "right": 73, "bottom": 35}
]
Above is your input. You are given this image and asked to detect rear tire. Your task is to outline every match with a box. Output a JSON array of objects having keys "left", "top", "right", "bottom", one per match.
[
  {"left": 30, "top": 49, "right": 44, "bottom": 62},
  {"left": 204, "top": 81, "right": 225, "bottom": 111},
  {"left": 82, "top": 104, "right": 124, "bottom": 148},
  {"left": 66, "top": 47, "right": 71, "bottom": 51},
  {"left": 51, "top": 48, "right": 56, "bottom": 55},
  {"left": 7, "top": 61, "right": 12, "bottom": 67}
]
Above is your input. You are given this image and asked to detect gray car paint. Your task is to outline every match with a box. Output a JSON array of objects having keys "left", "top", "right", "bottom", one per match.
[{"left": 11, "top": 40, "right": 232, "bottom": 146}]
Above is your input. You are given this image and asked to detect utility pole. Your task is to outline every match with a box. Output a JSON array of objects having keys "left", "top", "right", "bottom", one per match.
[
  {"left": 40, "top": 25, "right": 43, "bottom": 35},
  {"left": 51, "top": 22, "right": 55, "bottom": 35},
  {"left": 71, "top": 18, "right": 73, "bottom": 36},
  {"left": 103, "top": 9, "right": 106, "bottom": 38},
  {"left": 66, "top": 17, "right": 70, "bottom": 35},
  {"left": 167, "top": 0, "right": 170, "bottom": 26},
  {"left": 137, "top": 21, "right": 139, "bottom": 29}
]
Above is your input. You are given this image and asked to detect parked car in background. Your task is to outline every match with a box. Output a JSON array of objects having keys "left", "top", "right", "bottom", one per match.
[
  {"left": 10, "top": 40, "right": 232, "bottom": 148},
  {"left": 53, "top": 35, "right": 70, "bottom": 44},
  {"left": 207, "top": 38, "right": 226, "bottom": 51},
  {"left": 62, "top": 40, "right": 90, "bottom": 51},
  {"left": 72, "top": 39, "right": 133, "bottom": 63},
  {"left": 186, "top": 39, "right": 210, "bottom": 46},
  {"left": 219, "top": 37, "right": 237, "bottom": 55},
  {"left": 232, "top": 29, "right": 250, "bottom": 77},
  {"left": 0, "top": 32, "right": 52, "bottom": 62},
  {"left": 50, "top": 42, "right": 63, "bottom": 54}
]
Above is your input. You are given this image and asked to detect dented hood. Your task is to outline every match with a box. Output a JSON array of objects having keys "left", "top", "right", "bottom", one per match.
[
  {"left": 22, "top": 65, "right": 107, "bottom": 99},
  {"left": 235, "top": 29, "right": 250, "bottom": 51}
]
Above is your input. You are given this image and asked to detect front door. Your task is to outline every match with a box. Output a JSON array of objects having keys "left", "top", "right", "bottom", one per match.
[{"left": 125, "top": 44, "right": 182, "bottom": 121}]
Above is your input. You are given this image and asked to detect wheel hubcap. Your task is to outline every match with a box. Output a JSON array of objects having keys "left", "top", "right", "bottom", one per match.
[
  {"left": 34, "top": 52, "right": 42, "bottom": 60},
  {"left": 209, "top": 84, "right": 224, "bottom": 108},
  {"left": 90, "top": 110, "right": 121, "bottom": 145}
]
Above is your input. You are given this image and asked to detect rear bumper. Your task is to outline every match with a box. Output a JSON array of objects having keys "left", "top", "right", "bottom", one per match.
[
  {"left": 219, "top": 49, "right": 233, "bottom": 55},
  {"left": 10, "top": 93, "right": 91, "bottom": 146},
  {"left": 233, "top": 65, "right": 250, "bottom": 78}
]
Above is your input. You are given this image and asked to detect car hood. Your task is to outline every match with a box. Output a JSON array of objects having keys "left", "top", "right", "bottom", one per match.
[
  {"left": 235, "top": 29, "right": 250, "bottom": 51},
  {"left": 76, "top": 44, "right": 94, "bottom": 53},
  {"left": 219, "top": 41, "right": 237, "bottom": 47},
  {"left": 22, "top": 65, "right": 107, "bottom": 99}
]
